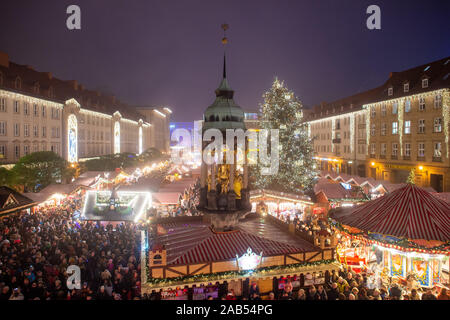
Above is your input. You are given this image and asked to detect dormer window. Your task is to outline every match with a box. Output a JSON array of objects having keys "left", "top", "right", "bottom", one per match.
[
  {"left": 388, "top": 87, "right": 393, "bottom": 96},
  {"left": 403, "top": 82, "right": 409, "bottom": 92},
  {"left": 15, "top": 77, "right": 22, "bottom": 90},
  {"left": 33, "top": 82, "right": 40, "bottom": 94},
  {"left": 422, "top": 78, "right": 428, "bottom": 88},
  {"left": 48, "top": 86, "right": 54, "bottom": 98},
  {"left": 0, "top": 72, "right": 3, "bottom": 86},
  {"left": 340, "top": 106, "right": 344, "bottom": 111}
]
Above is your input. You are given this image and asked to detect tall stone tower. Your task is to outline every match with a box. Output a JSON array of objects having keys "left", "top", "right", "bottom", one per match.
[{"left": 198, "top": 25, "right": 251, "bottom": 231}]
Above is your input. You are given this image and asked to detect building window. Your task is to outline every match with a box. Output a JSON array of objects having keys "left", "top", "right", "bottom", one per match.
[
  {"left": 418, "top": 143, "right": 425, "bottom": 158},
  {"left": 24, "top": 103, "right": 29, "bottom": 116},
  {"left": 33, "top": 104, "right": 38, "bottom": 116},
  {"left": 392, "top": 122, "right": 398, "bottom": 135},
  {"left": 24, "top": 124, "right": 29, "bottom": 137},
  {"left": 388, "top": 87, "right": 393, "bottom": 96},
  {"left": 404, "top": 121, "right": 411, "bottom": 134},
  {"left": 434, "top": 118, "right": 442, "bottom": 132},
  {"left": 42, "top": 105, "right": 46, "bottom": 117},
  {"left": 14, "top": 123, "right": 20, "bottom": 137},
  {"left": 33, "top": 125, "right": 38, "bottom": 137},
  {"left": 434, "top": 142, "right": 442, "bottom": 158},
  {"left": 422, "top": 78, "right": 428, "bottom": 88},
  {"left": 405, "top": 99, "right": 411, "bottom": 112},
  {"left": 381, "top": 123, "right": 387, "bottom": 136},
  {"left": 370, "top": 106, "right": 376, "bottom": 117},
  {"left": 0, "top": 145, "right": 5, "bottom": 159},
  {"left": 0, "top": 121, "right": 6, "bottom": 135},
  {"left": 370, "top": 143, "right": 375, "bottom": 155},
  {"left": 24, "top": 145, "right": 30, "bottom": 155},
  {"left": 14, "top": 145, "right": 20, "bottom": 158},
  {"left": 392, "top": 103, "right": 398, "bottom": 114},
  {"left": 381, "top": 104, "right": 386, "bottom": 116},
  {"left": 405, "top": 143, "right": 411, "bottom": 157},
  {"left": 42, "top": 126, "right": 46, "bottom": 138},
  {"left": 15, "top": 77, "right": 21, "bottom": 90},
  {"left": 381, "top": 143, "right": 387, "bottom": 156},
  {"left": 419, "top": 97, "right": 425, "bottom": 111},
  {"left": 370, "top": 124, "right": 375, "bottom": 136},
  {"left": 418, "top": 119, "right": 425, "bottom": 133},
  {"left": 0, "top": 98, "right": 6, "bottom": 112},
  {"left": 13, "top": 101, "right": 20, "bottom": 113},
  {"left": 392, "top": 143, "right": 398, "bottom": 156},
  {"left": 434, "top": 94, "right": 442, "bottom": 108},
  {"left": 404, "top": 83, "right": 409, "bottom": 92}
]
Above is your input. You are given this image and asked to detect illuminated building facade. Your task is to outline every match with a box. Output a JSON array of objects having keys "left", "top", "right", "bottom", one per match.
[
  {"left": 306, "top": 55, "right": 450, "bottom": 192},
  {"left": 0, "top": 51, "right": 171, "bottom": 164}
]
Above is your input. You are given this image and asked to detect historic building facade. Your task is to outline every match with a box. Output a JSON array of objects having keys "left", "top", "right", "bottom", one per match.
[
  {"left": 306, "top": 56, "right": 450, "bottom": 192},
  {"left": 0, "top": 51, "right": 171, "bottom": 164}
]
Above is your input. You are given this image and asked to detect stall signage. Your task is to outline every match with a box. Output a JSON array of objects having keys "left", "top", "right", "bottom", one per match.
[{"left": 236, "top": 248, "right": 262, "bottom": 271}]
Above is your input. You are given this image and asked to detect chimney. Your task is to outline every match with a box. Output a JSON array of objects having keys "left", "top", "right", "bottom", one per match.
[
  {"left": 0, "top": 51, "right": 9, "bottom": 68},
  {"left": 79, "top": 84, "right": 85, "bottom": 91}
]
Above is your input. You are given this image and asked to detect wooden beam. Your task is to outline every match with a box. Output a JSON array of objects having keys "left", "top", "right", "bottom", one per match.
[{"left": 188, "top": 263, "right": 208, "bottom": 276}]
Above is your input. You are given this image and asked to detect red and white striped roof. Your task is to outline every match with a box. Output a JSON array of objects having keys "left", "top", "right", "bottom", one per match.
[
  {"left": 155, "top": 221, "right": 316, "bottom": 265},
  {"left": 334, "top": 184, "right": 450, "bottom": 241}
]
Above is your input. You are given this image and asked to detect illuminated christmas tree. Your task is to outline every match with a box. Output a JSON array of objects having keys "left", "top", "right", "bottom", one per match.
[{"left": 251, "top": 78, "right": 317, "bottom": 193}]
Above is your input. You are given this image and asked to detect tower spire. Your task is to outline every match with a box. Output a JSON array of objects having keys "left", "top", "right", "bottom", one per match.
[{"left": 221, "top": 23, "right": 229, "bottom": 79}]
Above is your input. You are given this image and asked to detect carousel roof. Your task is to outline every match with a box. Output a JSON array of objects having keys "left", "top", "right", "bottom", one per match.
[{"left": 330, "top": 184, "right": 450, "bottom": 242}]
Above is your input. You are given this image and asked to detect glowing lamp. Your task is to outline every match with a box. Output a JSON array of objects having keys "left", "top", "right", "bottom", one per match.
[{"left": 418, "top": 166, "right": 424, "bottom": 171}]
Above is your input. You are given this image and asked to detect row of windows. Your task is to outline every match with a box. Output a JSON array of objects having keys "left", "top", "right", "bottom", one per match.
[
  {"left": 371, "top": 141, "right": 442, "bottom": 158},
  {"left": 0, "top": 98, "right": 58, "bottom": 118},
  {"left": 0, "top": 144, "right": 60, "bottom": 159},
  {"left": 370, "top": 94, "right": 442, "bottom": 117},
  {"left": 0, "top": 122, "right": 56, "bottom": 138},
  {"left": 370, "top": 118, "right": 442, "bottom": 136},
  {"left": 387, "top": 78, "right": 431, "bottom": 96}
]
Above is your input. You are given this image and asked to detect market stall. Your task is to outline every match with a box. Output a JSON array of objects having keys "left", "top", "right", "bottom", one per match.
[{"left": 330, "top": 183, "right": 450, "bottom": 289}]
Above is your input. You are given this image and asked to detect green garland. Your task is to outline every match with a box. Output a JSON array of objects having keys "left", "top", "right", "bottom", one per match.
[
  {"left": 146, "top": 259, "right": 336, "bottom": 286},
  {"left": 329, "top": 218, "right": 450, "bottom": 252}
]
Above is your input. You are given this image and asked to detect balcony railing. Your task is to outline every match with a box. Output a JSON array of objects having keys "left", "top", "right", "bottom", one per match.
[
  {"left": 379, "top": 155, "right": 386, "bottom": 159},
  {"left": 332, "top": 138, "right": 341, "bottom": 144},
  {"left": 432, "top": 157, "right": 442, "bottom": 162},
  {"left": 403, "top": 156, "right": 411, "bottom": 161},
  {"left": 391, "top": 155, "right": 398, "bottom": 160}
]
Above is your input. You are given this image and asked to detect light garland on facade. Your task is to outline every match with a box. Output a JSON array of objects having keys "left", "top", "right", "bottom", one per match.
[
  {"left": 350, "top": 113, "right": 355, "bottom": 154},
  {"left": 0, "top": 89, "right": 63, "bottom": 109},
  {"left": 79, "top": 108, "right": 112, "bottom": 119},
  {"left": 397, "top": 98, "right": 405, "bottom": 157},
  {"left": 443, "top": 89, "right": 450, "bottom": 158},
  {"left": 365, "top": 108, "right": 370, "bottom": 153},
  {"left": 331, "top": 118, "right": 336, "bottom": 153}
]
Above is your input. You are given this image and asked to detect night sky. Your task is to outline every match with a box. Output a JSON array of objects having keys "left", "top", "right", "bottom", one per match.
[{"left": 1, "top": 0, "right": 449, "bottom": 121}]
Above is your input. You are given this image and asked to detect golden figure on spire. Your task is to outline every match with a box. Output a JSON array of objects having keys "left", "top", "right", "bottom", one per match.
[{"left": 221, "top": 23, "right": 228, "bottom": 45}]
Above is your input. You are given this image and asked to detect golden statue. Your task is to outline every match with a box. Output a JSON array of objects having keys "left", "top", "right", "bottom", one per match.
[
  {"left": 206, "top": 174, "right": 212, "bottom": 192},
  {"left": 234, "top": 174, "right": 242, "bottom": 199}
]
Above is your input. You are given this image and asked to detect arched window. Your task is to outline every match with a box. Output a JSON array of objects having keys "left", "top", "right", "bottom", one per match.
[
  {"left": 34, "top": 82, "right": 40, "bottom": 94},
  {"left": 15, "top": 77, "right": 21, "bottom": 90}
]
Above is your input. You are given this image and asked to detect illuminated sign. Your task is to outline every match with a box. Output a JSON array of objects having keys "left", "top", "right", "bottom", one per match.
[
  {"left": 67, "top": 114, "right": 78, "bottom": 163},
  {"left": 236, "top": 248, "right": 262, "bottom": 271}
]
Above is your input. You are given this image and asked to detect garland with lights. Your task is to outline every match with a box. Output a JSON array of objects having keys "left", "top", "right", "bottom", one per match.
[
  {"left": 443, "top": 89, "right": 450, "bottom": 159},
  {"left": 330, "top": 218, "right": 450, "bottom": 254},
  {"left": 146, "top": 259, "right": 337, "bottom": 286}
]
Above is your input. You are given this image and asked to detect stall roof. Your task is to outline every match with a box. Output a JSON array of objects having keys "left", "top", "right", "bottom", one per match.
[
  {"left": 0, "top": 186, "right": 36, "bottom": 216},
  {"left": 152, "top": 192, "right": 181, "bottom": 205},
  {"left": 330, "top": 184, "right": 450, "bottom": 241},
  {"left": 155, "top": 217, "right": 318, "bottom": 266}
]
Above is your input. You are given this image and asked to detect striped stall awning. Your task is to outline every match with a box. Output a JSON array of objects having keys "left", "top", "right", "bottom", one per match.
[
  {"left": 334, "top": 184, "right": 450, "bottom": 242},
  {"left": 172, "top": 229, "right": 312, "bottom": 265}
]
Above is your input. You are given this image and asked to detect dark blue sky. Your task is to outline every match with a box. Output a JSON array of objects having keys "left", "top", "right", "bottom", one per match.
[{"left": 1, "top": 0, "right": 449, "bottom": 121}]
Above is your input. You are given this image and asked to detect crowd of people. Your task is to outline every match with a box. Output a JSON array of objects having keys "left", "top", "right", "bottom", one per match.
[{"left": 0, "top": 197, "right": 142, "bottom": 300}]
